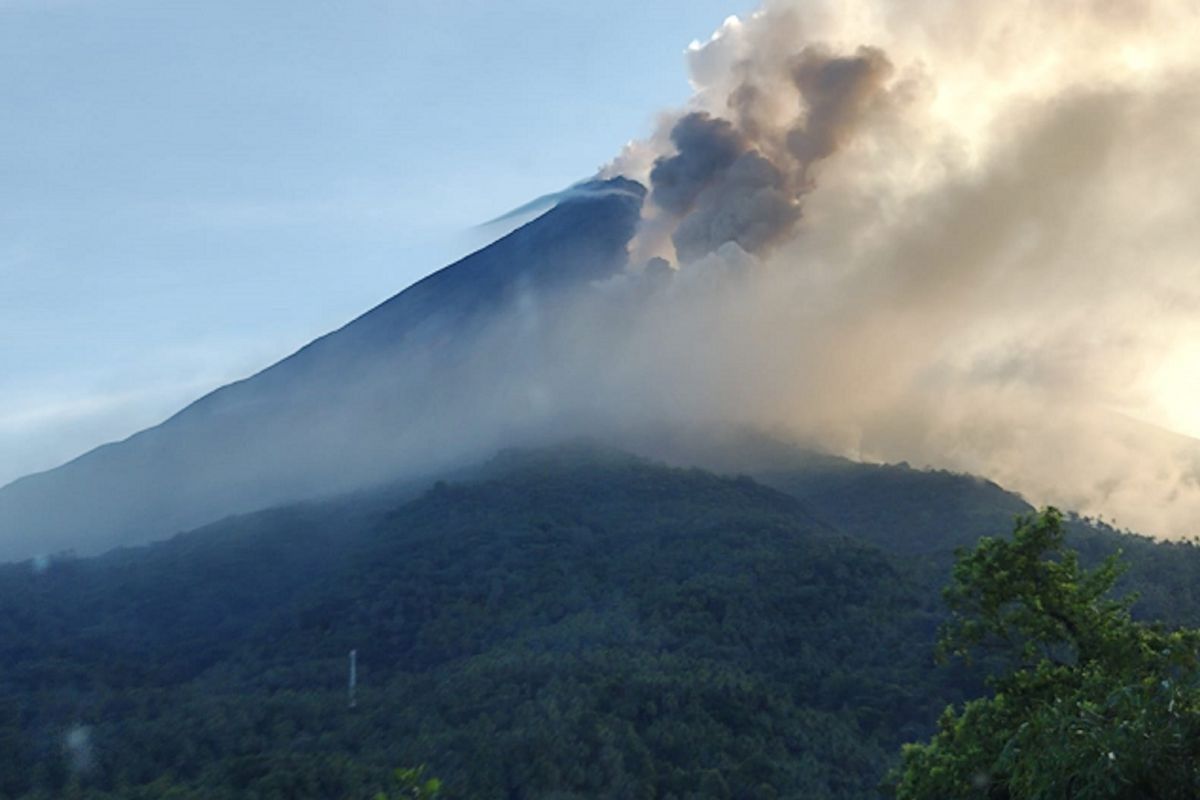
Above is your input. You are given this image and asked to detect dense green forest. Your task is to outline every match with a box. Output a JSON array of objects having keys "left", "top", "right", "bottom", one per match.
[
  {"left": 1, "top": 444, "right": 1198, "bottom": 798},
  {"left": 894, "top": 509, "right": 1200, "bottom": 799}
]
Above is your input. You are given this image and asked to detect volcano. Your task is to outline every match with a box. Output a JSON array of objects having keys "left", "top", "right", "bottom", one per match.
[{"left": 0, "top": 178, "right": 646, "bottom": 562}]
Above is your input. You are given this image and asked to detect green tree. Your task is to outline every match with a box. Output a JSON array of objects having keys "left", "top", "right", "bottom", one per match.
[
  {"left": 374, "top": 766, "right": 442, "bottom": 800},
  {"left": 892, "top": 508, "right": 1200, "bottom": 799}
]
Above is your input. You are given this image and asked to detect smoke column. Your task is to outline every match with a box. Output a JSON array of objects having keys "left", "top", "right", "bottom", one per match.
[
  {"left": 9, "top": 0, "right": 1199, "bottom": 555},
  {"left": 581, "top": 0, "right": 1200, "bottom": 538}
]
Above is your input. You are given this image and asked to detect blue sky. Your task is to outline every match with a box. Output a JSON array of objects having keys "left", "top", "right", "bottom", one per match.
[{"left": 0, "top": 0, "right": 757, "bottom": 485}]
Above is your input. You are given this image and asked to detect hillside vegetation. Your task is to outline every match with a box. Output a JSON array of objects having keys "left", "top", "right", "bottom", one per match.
[{"left": 2, "top": 444, "right": 1198, "bottom": 798}]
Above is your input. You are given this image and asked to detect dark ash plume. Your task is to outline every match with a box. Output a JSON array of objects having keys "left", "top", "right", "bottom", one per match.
[
  {"left": 671, "top": 151, "right": 799, "bottom": 263},
  {"left": 787, "top": 45, "right": 894, "bottom": 168},
  {"left": 647, "top": 44, "right": 894, "bottom": 263},
  {"left": 649, "top": 112, "right": 747, "bottom": 216}
]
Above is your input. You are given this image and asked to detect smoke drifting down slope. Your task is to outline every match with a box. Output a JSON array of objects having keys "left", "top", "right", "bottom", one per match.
[
  {"left": 4, "top": 0, "right": 1200, "bottom": 559},
  {"left": 587, "top": 0, "right": 1200, "bottom": 537}
]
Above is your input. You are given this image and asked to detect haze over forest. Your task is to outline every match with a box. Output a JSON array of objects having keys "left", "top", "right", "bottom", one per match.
[
  {"left": 595, "top": 0, "right": 1200, "bottom": 540},
  {"left": 5, "top": 0, "right": 1200, "bottom": 555},
  {"left": 4, "top": 2, "right": 1200, "bottom": 798}
]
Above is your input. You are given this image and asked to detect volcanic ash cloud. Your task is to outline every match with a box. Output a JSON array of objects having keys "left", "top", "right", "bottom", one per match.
[{"left": 591, "top": 0, "right": 1200, "bottom": 538}]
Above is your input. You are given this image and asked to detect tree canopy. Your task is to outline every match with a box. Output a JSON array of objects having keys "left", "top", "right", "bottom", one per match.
[
  {"left": 4, "top": 448, "right": 1200, "bottom": 798},
  {"left": 893, "top": 508, "right": 1200, "bottom": 799}
]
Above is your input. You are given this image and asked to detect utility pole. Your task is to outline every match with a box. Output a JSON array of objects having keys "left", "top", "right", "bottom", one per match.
[{"left": 348, "top": 649, "right": 358, "bottom": 709}]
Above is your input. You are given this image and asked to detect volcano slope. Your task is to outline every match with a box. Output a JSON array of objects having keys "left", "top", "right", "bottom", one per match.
[{"left": 0, "top": 179, "right": 646, "bottom": 563}]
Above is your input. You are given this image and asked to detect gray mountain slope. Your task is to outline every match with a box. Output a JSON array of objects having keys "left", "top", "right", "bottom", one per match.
[{"left": 0, "top": 178, "right": 646, "bottom": 561}]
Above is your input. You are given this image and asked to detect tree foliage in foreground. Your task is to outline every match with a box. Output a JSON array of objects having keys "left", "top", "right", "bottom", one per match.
[{"left": 893, "top": 509, "right": 1200, "bottom": 799}]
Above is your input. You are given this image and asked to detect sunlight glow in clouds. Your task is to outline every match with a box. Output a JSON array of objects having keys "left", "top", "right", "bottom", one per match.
[
  {"left": 1149, "top": 343, "right": 1200, "bottom": 441},
  {"left": 595, "top": 0, "right": 1200, "bottom": 537}
]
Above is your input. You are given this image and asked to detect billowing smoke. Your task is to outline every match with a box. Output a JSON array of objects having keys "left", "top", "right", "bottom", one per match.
[
  {"left": 649, "top": 113, "right": 746, "bottom": 217},
  {"left": 638, "top": 42, "right": 893, "bottom": 263},
  {"left": 586, "top": 0, "right": 1200, "bottom": 538},
  {"left": 6, "top": 0, "right": 1200, "bottom": 559},
  {"left": 786, "top": 46, "right": 892, "bottom": 166}
]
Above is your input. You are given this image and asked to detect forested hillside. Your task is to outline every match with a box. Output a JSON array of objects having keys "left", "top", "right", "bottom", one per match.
[
  {"left": 2, "top": 445, "right": 1198, "bottom": 798},
  {"left": 757, "top": 456, "right": 1200, "bottom": 626}
]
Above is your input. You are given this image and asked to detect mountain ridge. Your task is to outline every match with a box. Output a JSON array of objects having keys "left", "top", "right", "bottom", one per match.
[
  {"left": 5, "top": 442, "right": 1200, "bottom": 798},
  {"left": 0, "top": 178, "right": 645, "bottom": 562}
]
